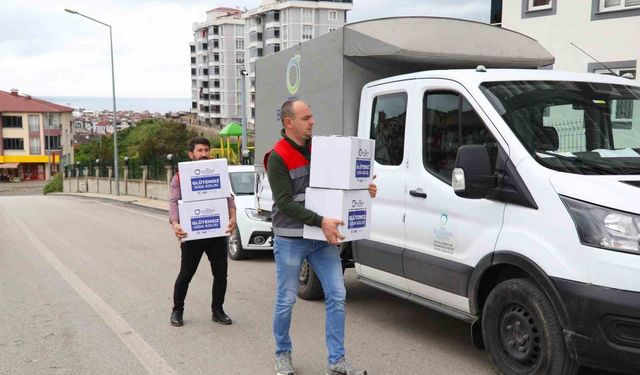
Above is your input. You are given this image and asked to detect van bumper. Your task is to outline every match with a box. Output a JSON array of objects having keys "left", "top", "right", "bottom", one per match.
[{"left": 553, "top": 278, "right": 640, "bottom": 374}]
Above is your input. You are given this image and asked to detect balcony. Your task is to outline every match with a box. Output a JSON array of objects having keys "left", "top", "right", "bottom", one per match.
[
  {"left": 266, "top": 20, "right": 280, "bottom": 29},
  {"left": 265, "top": 37, "right": 280, "bottom": 46}
]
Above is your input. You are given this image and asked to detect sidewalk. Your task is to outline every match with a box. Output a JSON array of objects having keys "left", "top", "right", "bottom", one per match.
[{"left": 53, "top": 192, "right": 169, "bottom": 212}]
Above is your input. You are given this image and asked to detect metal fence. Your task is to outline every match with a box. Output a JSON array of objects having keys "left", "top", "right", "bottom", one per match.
[{"left": 544, "top": 119, "right": 586, "bottom": 153}]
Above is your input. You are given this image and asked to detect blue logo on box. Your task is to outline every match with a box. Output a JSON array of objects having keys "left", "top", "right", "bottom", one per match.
[
  {"left": 348, "top": 209, "right": 367, "bottom": 229},
  {"left": 191, "top": 175, "right": 221, "bottom": 192},
  {"left": 355, "top": 159, "right": 371, "bottom": 178},
  {"left": 191, "top": 215, "right": 221, "bottom": 231}
]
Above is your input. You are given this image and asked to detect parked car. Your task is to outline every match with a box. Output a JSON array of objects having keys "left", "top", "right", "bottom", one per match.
[{"left": 227, "top": 165, "right": 272, "bottom": 260}]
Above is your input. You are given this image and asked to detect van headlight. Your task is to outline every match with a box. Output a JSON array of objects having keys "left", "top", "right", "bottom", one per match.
[
  {"left": 245, "top": 208, "right": 270, "bottom": 222},
  {"left": 561, "top": 196, "right": 640, "bottom": 254}
]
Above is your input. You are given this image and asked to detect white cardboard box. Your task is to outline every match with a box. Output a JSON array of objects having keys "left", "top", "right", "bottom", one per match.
[
  {"left": 178, "top": 199, "right": 230, "bottom": 242},
  {"left": 310, "top": 136, "right": 374, "bottom": 190},
  {"left": 303, "top": 188, "right": 372, "bottom": 242},
  {"left": 178, "top": 159, "right": 231, "bottom": 202}
]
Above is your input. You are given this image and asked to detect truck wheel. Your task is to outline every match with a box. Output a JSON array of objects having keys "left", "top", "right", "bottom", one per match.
[
  {"left": 228, "top": 231, "right": 249, "bottom": 260},
  {"left": 297, "top": 259, "right": 323, "bottom": 300},
  {"left": 482, "top": 278, "right": 578, "bottom": 375}
]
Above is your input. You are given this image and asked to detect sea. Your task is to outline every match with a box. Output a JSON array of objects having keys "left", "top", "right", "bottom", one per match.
[{"left": 40, "top": 96, "right": 191, "bottom": 114}]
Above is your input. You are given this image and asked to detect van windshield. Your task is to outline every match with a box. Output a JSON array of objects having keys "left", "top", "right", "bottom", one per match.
[{"left": 480, "top": 80, "right": 640, "bottom": 175}]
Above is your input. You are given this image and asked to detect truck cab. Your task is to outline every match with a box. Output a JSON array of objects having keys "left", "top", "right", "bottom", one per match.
[{"left": 355, "top": 68, "right": 640, "bottom": 374}]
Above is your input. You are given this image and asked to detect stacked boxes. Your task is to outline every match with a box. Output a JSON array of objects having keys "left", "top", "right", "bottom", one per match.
[
  {"left": 177, "top": 159, "right": 231, "bottom": 242},
  {"left": 304, "top": 136, "right": 375, "bottom": 242}
]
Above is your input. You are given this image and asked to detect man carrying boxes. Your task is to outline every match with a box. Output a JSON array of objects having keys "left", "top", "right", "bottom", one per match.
[
  {"left": 168, "top": 137, "right": 237, "bottom": 327},
  {"left": 266, "top": 100, "right": 376, "bottom": 375}
]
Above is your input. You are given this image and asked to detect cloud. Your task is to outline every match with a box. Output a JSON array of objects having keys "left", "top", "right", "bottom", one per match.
[{"left": 0, "top": 0, "right": 489, "bottom": 98}]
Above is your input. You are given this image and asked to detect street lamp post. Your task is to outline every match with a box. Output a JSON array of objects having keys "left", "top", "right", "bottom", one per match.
[
  {"left": 240, "top": 68, "right": 248, "bottom": 165},
  {"left": 65, "top": 8, "right": 120, "bottom": 195}
]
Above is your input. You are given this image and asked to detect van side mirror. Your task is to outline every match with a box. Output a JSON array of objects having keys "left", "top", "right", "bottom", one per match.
[{"left": 452, "top": 145, "right": 493, "bottom": 199}]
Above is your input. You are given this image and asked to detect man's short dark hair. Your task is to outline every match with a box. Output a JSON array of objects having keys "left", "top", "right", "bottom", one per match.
[
  {"left": 188, "top": 136, "right": 210, "bottom": 152},
  {"left": 280, "top": 100, "right": 298, "bottom": 127}
]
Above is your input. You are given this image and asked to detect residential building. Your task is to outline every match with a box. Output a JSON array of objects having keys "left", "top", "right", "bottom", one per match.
[
  {"left": 244, "top": 0, "right": 352, "bottom": 127},
  {"left": 497, "top": 0, "right": 639, "bottom": 78},
  {"left": 0, "top": 89, "right": 73, "bottom": 181},
  {"left": 191, "top": 7, "right": 247, "bottom": 127}
]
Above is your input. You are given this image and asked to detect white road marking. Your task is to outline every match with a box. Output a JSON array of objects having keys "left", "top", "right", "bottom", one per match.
[{"left": 14, "top": 216, "right": 178, "bottom": 375}]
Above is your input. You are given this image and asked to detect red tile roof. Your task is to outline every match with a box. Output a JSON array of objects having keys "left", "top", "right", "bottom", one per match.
[{"left": 0, "top": 90, "right": 74, "bottom": 113}]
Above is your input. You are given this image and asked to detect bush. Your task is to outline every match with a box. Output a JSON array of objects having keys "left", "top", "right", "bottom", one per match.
[{"left": 43, "top": 173, "right": 63, "bottom": 195}]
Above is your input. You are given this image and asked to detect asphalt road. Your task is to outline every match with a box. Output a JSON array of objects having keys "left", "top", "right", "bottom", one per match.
[{"left": 0, "top": 193, "right": 622, "bottom": 375}]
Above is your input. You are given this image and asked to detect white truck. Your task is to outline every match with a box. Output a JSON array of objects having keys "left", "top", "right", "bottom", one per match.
[{"left": 254, "top": 17, "right": 640, "bottom": 375}]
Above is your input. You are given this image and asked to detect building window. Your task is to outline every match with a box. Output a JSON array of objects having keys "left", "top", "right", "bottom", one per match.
[
  {"left": 202, "top": 42, "right": 208, "bottom": 50},
  {"left": 192, "top": 102, "right": 197, "bottom": 109},
  {"left": 30, "top": 137, "right": 41, "bottom": 154},
  {"left": 47, "top": 114, "right": 60, "bottom": 128},
  {"left": 274, "top": 11, "right": 280, "bottom": 22},
  {"left": 191, "top": 68, "right": 196, "bottom": 75},
  {"left": 274, "top": 43, "right": 281, "bottom": 53},
  {"left": 213, "top": 80, "right": 220, "bottom": 88},
  {"left": 236, "top": 51, "right": 245, "bottom": 64},
  {"left": 28, "top": 115, "right": 40, "bottom": 132},
  {"left": 213, "top": 40, "right": 219, "bottom": 49},
  {"left": 2, "top": 116, "right": 22, "bottom": 128},
  {"left": 521, "top": 0, "right": 556, "bottom": 18},
  {"left": 303, "top": 9, "right": 313, "bottom": 24},
  {"left": 528, "top": 0, "right": 552, "bottom": 10},
  {"left": 190, "top": 45, "right": 195, "bottom": 53},
  {"left": 590, "top": 62, "right": 638, "bottom": 127},
  {"left": 302, "top": 25, "right": 313, "bottom": 41},
  {"left": 214, "top": 53, "right": 220, "bottom": 62},
  {"left": 328, "top": 10, "right": 338, "bottom": 21},
  {"left": 600, "top": 0, "right": 640, "bottom": 11},
  {"left": 214, "top": 66, "right": 220, "bottom": 75},
  {"left": 45, "top": 136, "right": 61, "bottom": 150},
  {"left": 236, "top": 39, "right": 244, "bottom": 50},
  {"left": 236, "top": 25, "right": 244, "bottom": 37},
  {"left": 213, "top": 25, "right": 219, "bottom": 35},
  {"left": 3, "top": 138, "right": 24, "bottom": 150},
  {"left": 191, "top": 57, "right": 196, "bottom": 64}
]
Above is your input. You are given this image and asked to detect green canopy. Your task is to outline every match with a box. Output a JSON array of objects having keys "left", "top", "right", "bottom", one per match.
[{"left": 219, "top": 122, "right": 243, "bottom": 137}]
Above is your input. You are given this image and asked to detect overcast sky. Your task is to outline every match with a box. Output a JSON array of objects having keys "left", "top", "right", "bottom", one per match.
[{"left": 0, "top": 0, "right": 490, "bottom": 98}]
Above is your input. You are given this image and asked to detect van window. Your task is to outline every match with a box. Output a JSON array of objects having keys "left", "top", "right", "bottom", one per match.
[
  {"left": 370, "top": 92, "right": 407, "bottom": 166},
  {"left": 423, "top": 91, "right": 499, "bottom": 184}
]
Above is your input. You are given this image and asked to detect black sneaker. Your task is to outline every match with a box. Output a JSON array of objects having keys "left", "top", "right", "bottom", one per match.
[
  {"left": 170, "top": 310, "right": 183, "bottom": 327},
  {"left": 212, "top": 309, "right": 232, "bottom": 325}
]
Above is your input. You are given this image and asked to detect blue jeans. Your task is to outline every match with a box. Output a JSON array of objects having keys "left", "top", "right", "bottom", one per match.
[{"left": 273, "top": 236, "right": 346, "bottom": 365}]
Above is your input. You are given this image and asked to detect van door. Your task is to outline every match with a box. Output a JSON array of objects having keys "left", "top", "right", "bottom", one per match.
[
  {"left": 354, "top": 82, "right": 410, "bottom": 292},
  {"left": 403, "top": 79, "right": 507, "bottom": 312}
]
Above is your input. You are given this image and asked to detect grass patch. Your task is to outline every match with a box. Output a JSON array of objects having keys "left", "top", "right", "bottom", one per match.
[{"left": 43, "top": 173, "right": 63, "bottom": 194}]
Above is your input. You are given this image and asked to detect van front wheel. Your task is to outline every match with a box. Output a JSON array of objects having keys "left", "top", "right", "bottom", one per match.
[{"left": 482, "top": 278, "right": 578, "bottom": 375}]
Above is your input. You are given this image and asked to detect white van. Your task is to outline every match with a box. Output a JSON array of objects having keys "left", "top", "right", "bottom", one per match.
[
  {"left": 348, "top": 68, "right": 640, "bottom": 375},
  {"left": 254, "top": 18, "right": 640, "bottom": 374}
]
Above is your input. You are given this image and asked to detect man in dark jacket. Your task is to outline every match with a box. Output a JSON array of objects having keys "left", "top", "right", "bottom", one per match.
[{"left": 267, "top": 100, "right": 376, "bottom": 375}]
